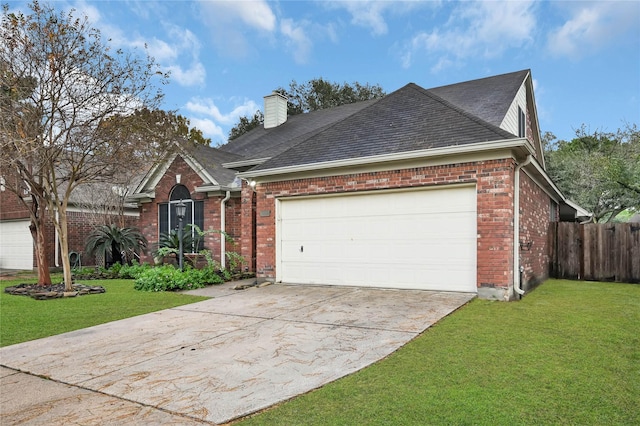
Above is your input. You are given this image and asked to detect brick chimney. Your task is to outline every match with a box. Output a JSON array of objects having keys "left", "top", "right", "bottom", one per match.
[{"left": 263, "top": 92, "right": 288, "bottom": 129}]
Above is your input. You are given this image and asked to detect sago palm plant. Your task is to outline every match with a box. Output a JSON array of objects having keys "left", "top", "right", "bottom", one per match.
[{"left": 84, "top": 225, "right": 148, "bottom": 266}]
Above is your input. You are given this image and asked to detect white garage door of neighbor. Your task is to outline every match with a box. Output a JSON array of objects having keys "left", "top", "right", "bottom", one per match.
[
  {"left": 277, "top": 185, "right": 477, "bottom": 292},
  {"left": 0, "top": 220, "right": 34, "bottom": 270}
]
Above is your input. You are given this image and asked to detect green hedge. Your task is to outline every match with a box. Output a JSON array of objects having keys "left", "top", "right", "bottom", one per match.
[{"left": 133, "top": 265, "right": 223, "bottom": 292}]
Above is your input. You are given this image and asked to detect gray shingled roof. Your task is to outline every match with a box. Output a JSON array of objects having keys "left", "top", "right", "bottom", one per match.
[
  {"left": 188, "top": 144, "right": 244, "bottom": 187},
  {"left": 429, "top": 69, "right": 529, "bottom": 127},
  {"left": 219, "top": 99, "right": 378, "bottom": 159},
  {"left": 251, "top": 83, "right": 515, "bottom": 172}
]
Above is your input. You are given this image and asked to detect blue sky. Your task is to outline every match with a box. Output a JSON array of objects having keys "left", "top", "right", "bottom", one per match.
[{"left": 9, "top": 1, "right": 640, "bottom": 145}]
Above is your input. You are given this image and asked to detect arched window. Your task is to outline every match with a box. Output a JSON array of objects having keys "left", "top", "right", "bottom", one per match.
[{"left": 158, "top": 185, "right": 204, "bottom": 253}]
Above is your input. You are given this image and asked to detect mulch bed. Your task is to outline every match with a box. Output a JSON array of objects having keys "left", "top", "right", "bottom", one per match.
[{"left": 4, "top": 283, "right": 106, "bottom": 300}]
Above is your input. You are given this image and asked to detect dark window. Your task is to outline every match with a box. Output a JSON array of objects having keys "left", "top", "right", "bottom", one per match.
[
  {"left": 157, "top": 185, "right": 205, "bottom": 253},
  {"left": 518, "top": 106, "right": 526, "bottom": 138},
  {"left": 170, "top": 185, "right": 190, "bottom": 201}
]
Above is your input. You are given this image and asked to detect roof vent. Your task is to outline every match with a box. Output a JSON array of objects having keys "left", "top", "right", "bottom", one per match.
[{"left": 263, "top": 92, "right": 288, "bottom": 129}]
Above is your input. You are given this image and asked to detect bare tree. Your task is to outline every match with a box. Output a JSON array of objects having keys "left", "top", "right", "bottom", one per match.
[{"left": 0, "top": 1, "right": 173, "bottom": 290}]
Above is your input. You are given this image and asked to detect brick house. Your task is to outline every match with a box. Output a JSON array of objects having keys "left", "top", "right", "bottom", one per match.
[
  {"left": 129, "top": 144, "right": 244, "bottom": 268},
  {"left": 0, "top": 175, "right": 139, "bottom": 270},
  {"left": 129, "top": 69, "right": 589, "bottom": 300}
]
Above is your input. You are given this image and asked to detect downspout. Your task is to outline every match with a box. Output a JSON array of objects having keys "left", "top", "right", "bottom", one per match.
[
  {"left": 220, "top": 191, "right": 231, "bottom": 269},
  {"left": 513, "top": 154, "right": 533, "bottom": 297},
  {"left": 54, "top": 209, "right": 60, "bottom": 267}
]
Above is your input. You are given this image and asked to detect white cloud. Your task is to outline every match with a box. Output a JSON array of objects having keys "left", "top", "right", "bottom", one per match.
[
  {"left": 73, "top": 2, "right": 206, "bottom": 88},
  {"left": 185, "top": 97, "right": 262, "bottom": 144},
  {"left": 400, "top": 1, "right": 536, "bottom": 70},
  {"left": 280, "top": 18, "right": 313, "bottom": 64},
  {"left": 165, "top": 63, "right": 206, "bottom": 87},
  {"left": 197, "top": 0, "right": 277, "bottom": 58},
  {"left": 214, "top": 0, "right": 276, "bottom": 32},
  {"left": 160, "top": 25, "right": 206, "bottom": 87},
  {"left": 547, "top": 2, "right": 639, "bottom": 59},
  {"left": 71, "top": 1, "right": 102, "bottom": 25},
  {"left": 325, "top": 0, "right": 423, "bottom": 36},
  {"left": 340, "top": 1, "right": 390, "bottom": 35},
  {"left": 189, "top": 118, "right": 226, "bottom": 144}
]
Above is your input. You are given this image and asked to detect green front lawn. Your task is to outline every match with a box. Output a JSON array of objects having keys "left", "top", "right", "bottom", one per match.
[
  {"left": 1, "top": 278, "right": 637, "bottom": 424},
  {"left": 0, "top": 275, "right": 207, "bottom": 347},
  {"left": 239, "top": 280, "right": 639, "bottom": 425}
]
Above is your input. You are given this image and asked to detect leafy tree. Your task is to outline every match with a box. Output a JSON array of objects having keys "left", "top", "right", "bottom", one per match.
[
  {"left": 545, "top": 124, "right": 640, "bottom": 222},
  {"left": 228, "top": 110, "right": 263, "bottom": 141},
  {"left": 84, "top": 225, "right": 147, "bottom": 267},
  {"left": 1, "top": 61, "right": 52, "bottom": 285},
  {"left": 228, "top": 78, "right": 385, "bottom": 140},
  {"left": 0, "top": 1, "right": 173, "bottom": 290},
  {"left": 278, "top": 78, "right": 385, "bottom": 115},
  {"left": 104, "top": 108, "right": 211, "bottom": 146}
]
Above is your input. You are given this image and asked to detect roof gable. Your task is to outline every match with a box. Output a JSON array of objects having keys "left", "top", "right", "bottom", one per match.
[
  {"left": 429, "top": 69, "right": 530, "bottom": 128},
  {"left": 253, "top": 83, "right": 514, "bottom": 172},
  {"left": 131, "top": 142, "right": 244, "bottom": 198}
]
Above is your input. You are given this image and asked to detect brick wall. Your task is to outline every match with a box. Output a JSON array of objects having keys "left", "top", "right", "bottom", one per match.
[
  {"left": 0, "top": 173, "right": 32, "bottom": 221},
  {"left": 250, "top": 158, "right": 518, "bottom": 299},
  {"left": 1, "top": 172, "right": 140, "bottom": 268},
  {"left": 519, "top": 172, "right": 553, "bottom": 290},
  {"left": 136, "top": 156, "right": 240, "bottom": 264},
  {"left": 240, "top": 186, "right": 256, "bottom": 271}
]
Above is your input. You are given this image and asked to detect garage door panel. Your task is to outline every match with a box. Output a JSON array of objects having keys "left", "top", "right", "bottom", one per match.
[
  {"left": 0, "top": 220, "right": 34, "bottom": 270},
  {"left": 278, "top": 186, "right": 477, "bottom": 292}
]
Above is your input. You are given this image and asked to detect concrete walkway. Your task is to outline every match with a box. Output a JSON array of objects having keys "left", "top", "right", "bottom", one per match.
[{"left": 0, "top": 282, "right": 474, "bottom": 425}]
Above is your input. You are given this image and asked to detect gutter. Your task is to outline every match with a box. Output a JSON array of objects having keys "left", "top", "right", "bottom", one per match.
[
  {"left": 513, "top": 154, "right": 533, "bottom": 297},
  {"left": 238, "top": 138, "right": 534, "bottom": 180},
  {"left": 55, "top": 209, "right": 60, "bottom": 267},
  {"left": 219, "top": 191, "right": 231, "bottom": 269},
  {"left": 194, "top": 185, "right": 238, "bottom": 193}
]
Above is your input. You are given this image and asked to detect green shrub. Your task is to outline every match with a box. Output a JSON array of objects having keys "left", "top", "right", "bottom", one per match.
[
  {"left": 84, "top": 224, "right": 147, "bottom": 267},
  {"left": 117, "top": 261, "right": 152, "bottom": 279},
  {"left": 133, "top": 264, "right": 223, "bottom": 292}
]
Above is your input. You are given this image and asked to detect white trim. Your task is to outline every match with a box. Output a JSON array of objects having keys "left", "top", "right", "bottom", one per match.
[
  {"left": 239, "top": 138, "right": 534, "bottom": 180},
  {"left": 181, "top": 153, "right": 219, "bottom": 187},
  {"left": 564, "top": 199, "right": 592, "bottom": 219},
  {"left": 527, "top": 156, "right": 567, "bottom": 201},
  {"left": 133, "top": 153, "right": 177, "bottom": 195},
  {"left": 521, "top": 168, "right": 562, "bottom": 203},
  {"left": 524, "top": 72, "right": 546, "bottom": 169},
  {"left": 194, "top": 185, "right": 239, "bottom": 193}
]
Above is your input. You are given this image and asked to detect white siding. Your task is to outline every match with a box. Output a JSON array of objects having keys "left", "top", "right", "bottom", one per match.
[
  {"left": 500, "top": 83, "right": 527, "bottom": 136},
  {"left": 263, "top": 92, "right": 288, "bottom": 129}
]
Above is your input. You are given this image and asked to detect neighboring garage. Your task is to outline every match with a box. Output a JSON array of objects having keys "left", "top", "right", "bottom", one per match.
[
  {"left": 0, "top": 220, "right": 34, "bottom": 270},
  {"left": 277, "top": 184, "right": 477, "bottom": 292}
]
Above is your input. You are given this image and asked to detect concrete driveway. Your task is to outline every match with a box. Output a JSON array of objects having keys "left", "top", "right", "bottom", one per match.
[{"left": 0, "top": 282, "right": 474, "bottom": 425}]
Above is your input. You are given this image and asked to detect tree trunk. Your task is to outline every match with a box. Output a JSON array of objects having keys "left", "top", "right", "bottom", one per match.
[
  {"left": 28, "top": 200, "right": 52, "bottom": 286},
  {"left": 56, "top": 207, "right": 74, "bottom": 292}
]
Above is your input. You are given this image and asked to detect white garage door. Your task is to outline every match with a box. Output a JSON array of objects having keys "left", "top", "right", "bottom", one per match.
[
  {"left": 277, "top": 185, "right": 477, "bottom": 292},
  {"left": 0, "top": 220, "right": 34, "bottom": 270}
]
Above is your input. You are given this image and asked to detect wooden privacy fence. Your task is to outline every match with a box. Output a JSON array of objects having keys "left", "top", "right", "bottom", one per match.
[{"left": 551, "top": 222, "right": 640, "bottom": 283}]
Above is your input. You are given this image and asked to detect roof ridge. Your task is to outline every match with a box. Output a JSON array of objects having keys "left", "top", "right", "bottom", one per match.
[
  {"left": 428, "top": 69, "right": 530, "bottom": 91},
  {"left": 407, "top": 83, "right": 515, "bottom": 139},
  {"left": 255, "top": 97, "right": 384, "bottom": 160}
]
